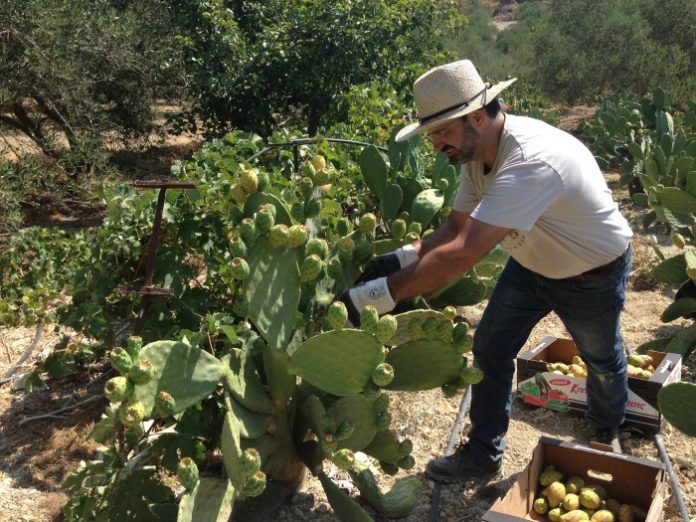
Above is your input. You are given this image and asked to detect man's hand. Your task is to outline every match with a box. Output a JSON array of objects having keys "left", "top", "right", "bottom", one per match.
[
  {"left": 336, "top": 277, "right": 396, "bottom": 326},
  {"left": 356, "top": 244, "right": 419, "bottom": 284}
]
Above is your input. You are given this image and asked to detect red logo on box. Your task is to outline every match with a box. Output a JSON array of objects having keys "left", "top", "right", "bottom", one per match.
[{"left": 549, "top": 378, "right": 571, "bottom": 386}]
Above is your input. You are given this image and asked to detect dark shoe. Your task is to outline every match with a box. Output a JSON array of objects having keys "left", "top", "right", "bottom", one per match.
[
  {"left": 590, "top": 426, "right": 622, "bottom": 454},
  {"left": 425, "top": 444, "right": 501, "bottom": 483}
]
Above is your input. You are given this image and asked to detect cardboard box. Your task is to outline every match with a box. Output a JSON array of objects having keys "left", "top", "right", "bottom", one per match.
[
  {"left": 516, "top": 337, "right": 682, "bottom": 433},
  {"left": 483, "top": 437, "right": 666, "bottom": 521}
]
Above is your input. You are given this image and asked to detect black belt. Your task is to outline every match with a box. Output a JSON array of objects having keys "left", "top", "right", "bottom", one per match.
[{"left": 572, "top": 245, "right": 631, "bottom": 281}]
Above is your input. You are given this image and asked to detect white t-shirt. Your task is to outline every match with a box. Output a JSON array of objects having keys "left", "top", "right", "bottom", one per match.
[{"left": 452, "top": 114, "right": 633, "bottom": 279}]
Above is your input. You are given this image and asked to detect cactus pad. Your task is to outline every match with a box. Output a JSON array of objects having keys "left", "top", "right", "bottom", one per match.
[
  {"left": 658, "top": 381, "right": 696, "bottom": 436},
  {"left": 388, "top": 309, "right": 445, "bottom": 346},
  {"left": 385, "top": 339, "right": 463, "bottom": 391},
  {"left": 224, "top": 349, "right": 273, "bottom": 414},
  {"left": 177, "top": 477, "right": 235, "bottom": 522},
  {"left": 327, "top": 394, "right": 379, "bottom": 451}
]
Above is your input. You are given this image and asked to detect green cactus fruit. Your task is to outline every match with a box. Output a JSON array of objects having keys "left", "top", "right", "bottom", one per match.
[
  {"left": 290, "top": 202, "right": 305, "bottom": 222},
  {"left": 305, "top": 199, "right": 322, "bottom": 218},
  {"left": 231, "top": 184, "right": 247, "bottom": 205},
  {"left": 408, "top": 222, "right": 422, "bottom": 235},
  {"left": 177, "top": 457, "right": 199, "bottom": 490},
  {"left": 337, "top": 236, "right": 355, "bottom": 254},
  {"left": 338, "top": 248, "right": 354, "bottom": 265},
  {"left": 380, "top": 461, "right": 399, "bottom": 475},
  {"left": 230, "top": 237, "right": 247, "bottom": 258},
  {"left": 375, "top": 314, "right": 398, "bottom": 343},
  {"left": 398, "top": 455, "right": 416, "bottom": 470},
  {"left": 582, "top": 485, "right": 607, "bottom": 500},
  {"left": 359, "top": 213, "right": 377, "bottom": 234},
  {"left": 230, "top": 257, "right": 250, "bottom": 280},
  {"left": 548, "top": 508, "right": 563, "bottom": 522},
  {"left": 442, "top": 383, "right": 459, "bottom": 398},
  {"left": 109, "top": 347, "right": 133, "bottom": 375},
  {"left": 240, "top": 218, "right": 257, "bottom": 243},
  {"left": 442, "top": 305, "right": 457, "bottom": 320},
  {"left": 452, "top": 322, "right": 469, "bottom": 343},
  {"left": 392, "top": 219, "right": 407, "bottom": 239},
  {"left": 337, "top": 217, "right": 352, "bottom": 236},
  {"left": 255, "top": 208, "right": 275, "bottom": 234},
  {"left": 422, "top": 317, "right": 440, "bottom": 339},
  {"left": 327, "top": 301, "right": 348, "bottom": 330},
  {"left": 565, "top": 475, "right": 585, "bottom": 494},
  {"left": 257, "top": 171, "right": 270, "bottom": 191},
  {"left": 125, "top": 336, "right": 142, "bottom": 360},
  {"left": 406, "top": 319, "right": 423, "bottom": 340},
  {"left": 104, "top": 376, "right": 133, "bottom": 403},
  {"left": 300, "top": 254, "right": 324, "bottom": 282},
  {"left": 240, "top": 448, "right": 262, "bottom": 476},
  {"left": 332, "top": 448, "right": 356, "bottom": 471},
  {"left": 269, "top": 224, "right": 289, "bottom": 247},
  {"left": 360, "top": 305, "right": 380, "bottom": 333},
  {"left": 155, "top": 390, "right": 176, "bottom": 417},
  {"left": 118, "top": 400, "right": 145, "bottom": 427},
  {"left": 335, "top": 420, "right": 355, "bottom": 441},
  {"left": 287, "top": 224, "right": 308, "bottom": 248},
  {"left": 579, "top": 489, "right": 601, "bottom": 510},
  {"left": 300, "top": 161, "right": 316, "bottom": 180},
  {"left": 373, "top": 392, "right": 390, "bottom": 413},
  {"left": 399, "top": 439, "right": 413, "bottom": 456},
  {"left": 305, "top": 238, "right": 329, "bottom": 259},
  {"left": 435, "top": 320, "right": 454, "bottom": 341},
  {"left": 460, "top": 366, "right": 484, "bottom": 385},
  {"left": 539, "top": 464, "right": 563, "bottom": 486},
  {"left": 672, "top": 233, "right": 686, "bottom": 248},
  {"left": 544, "top": 481, "right": 566, "bottom": 508},
  {"left": 242, "top": 470, "right": 267, "bottom": 497},
  {"left": 314, "top": 167, "right": 331, "bottom": 185},
  {"left": 311, "top": 155, "right": 327, "bottom": 171},
  {"left": 326, "top": 257, "right": 343, "bottom": 279},
  {"left": 375, "top": 411, "right": 392, "bottom": 430},
  {"left": 534, "top": 498, "right": 550, "bottom": 515},
  {"left": 405, "top": 231, "right": 420, "bottom": 242},
  {"left": 354, "top": 240, "right": 374, "bottom": 263},
  {"left": 372, "top": 363, "right": 395, "bottom": 386},
  {"left": 240, "top": 168, "right": 259, "bottom": 194},
  {"left": 128, "top": 359, "right": 154, "bottom": 385},
  {"left": 298, "top": 177, "right": 314, "bottom": 200}
]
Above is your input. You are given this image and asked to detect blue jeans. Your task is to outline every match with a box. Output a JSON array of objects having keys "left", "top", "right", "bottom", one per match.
[{"left": 468, "top": 245, "right": 632, "bottom": 465}]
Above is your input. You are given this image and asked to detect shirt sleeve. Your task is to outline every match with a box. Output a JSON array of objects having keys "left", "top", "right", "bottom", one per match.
[
  {"left": 452, "top": 164, "right": 479, "bottom": 214},
  {"left": 470, "top": 161, "right": 565, "bottom": 231}
]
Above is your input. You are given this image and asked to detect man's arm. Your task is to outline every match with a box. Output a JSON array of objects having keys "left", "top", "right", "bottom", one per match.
[{"left": 387, "top": 215, "right": 511, "bottom": 302}]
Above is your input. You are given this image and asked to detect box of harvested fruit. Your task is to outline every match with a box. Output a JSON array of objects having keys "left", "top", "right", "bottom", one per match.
[
  {"left": 483, "top": 436, "right": 666, "bottom": 521},
  {"left": 516, "top": 337, "right": 682, "bottom": 433}
]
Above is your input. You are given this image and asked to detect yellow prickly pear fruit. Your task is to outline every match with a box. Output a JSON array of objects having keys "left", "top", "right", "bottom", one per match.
[
  {"left": 548, "top": 362, "right": 570, "bottom": 374},
  {"left": 563, "top": 493, "right": 580, "bottom": 511},
  {"left": 637, "top": 369, "right": 652, "bottom": 380},
  {"left": 442, "top": 305, "right": 457, "bottom": 320},
  {"left": 311, "top": 154, "right": 326, "bottom": 171},
  {"left": 565, "top": 475, "right": 585, "bottom": 494},
  {"left": 627, "top": 353, "right": 652, "bottom": 368},
  {"left": 579, "top": 489, "right": 602, "bottom": 509},
  {"left": 539, "top": 465, "right": 564, "bottom": 486},
  {"left": 544, "top": 481, "right": 567, "bottom": 508},
  {"left": 627, "top": 365, "right": 642, "bottom": 378},
  {"left": 617, "top": 504, "right": 634, "bottom": 522},
  {"left": 548, "top": 508, "right": 565, "bottom": 522},
  {"left": 231, "top": 184, "right": 248, "bottom": 205},
  {"left": 671, "top": 233, "right": 686, "bottom": 248},
  {"left": 583, "top": 485, "right": 607, "bottom": 500},
  {"left": 568, "top": 364, "right": 585, "bottom": 377},
  {"left": 240, "top": 168, "right": 259, "bottom": 194},
  {"left": 534, "top": 497, "right": 550, "bottom": 515},
  {"left": 590, "top": 510, "right": 616, "bottom": 522},
  {"left": 560, "top": 510, "right": 590, "bottom": 522}
]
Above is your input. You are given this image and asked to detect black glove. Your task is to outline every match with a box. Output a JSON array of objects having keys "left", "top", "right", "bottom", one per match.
[{"left": 355, "top": 253, "right": 401, "bottom": 284}]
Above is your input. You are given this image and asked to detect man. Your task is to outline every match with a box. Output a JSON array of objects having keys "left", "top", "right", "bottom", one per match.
[{"left": 340, "top": 59, "right": 633, "bottom": 482}]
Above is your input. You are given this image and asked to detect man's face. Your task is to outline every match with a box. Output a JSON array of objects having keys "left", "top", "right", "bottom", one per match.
[{"left": 428, "top": 116, "right": 481, "bottom": 165}]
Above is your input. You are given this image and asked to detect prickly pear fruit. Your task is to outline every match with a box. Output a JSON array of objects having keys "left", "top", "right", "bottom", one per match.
[
  {"left": 128, "top": 359, "right": 154, "bottom": 385},
  {"left": 408, "top": 221, "right": 422, "bottom": 235},
  {"left": 354, "top": 239, "right": 374, "bottom": 263},
  {"left": 337, "top": 217, "right": 352, "bottom": 236},
  {"left": 583, "top": 485, "right": 607, "bottom": 500},
  {"left": 627, "top": 353, "right": 652, "bottom": 369},
  {"left": 373, "top": 393, "right": 390, "bottom": 413},
  {"left": 534, "top": 497, "right": 550, "bottom": 515},
  {"left": 110, "top": 347, "right": 133, "bottom": 376},
  {"left": 629, "top": 505, "right": 646, "bottom": 520},
  {"left": 566, "top": 475, "right": 585, "bottom": 494},
  {"left": 255, "top": 208, "right": 275, "bottom": 234},
  {"left": 331, "top": 448, "right": 355, "bottom": 471},
  {"left": 300, "top": 254, "right": 323, "bottom": 282},
  {"left": 305, "top": 199, "right": 322, "bottom": 218},
  {"left": 360, "top": 305, "right": 379, "bottom": 333},
  {"left": 398, "top": 455, "right": 416, "bottom": 470},
  {"left": 375, "top": 411, "right": 392, "bottom": 430},
  {"left": 560, "top": 510, "right": 590, "bottom": 521},
  {"left": 544, "top": 481, "right": 567, "bottom": 508},
  {"left": 398, "top": 438, "right": 413, "bottom": 456},
  {"left": 231, "top": 184, "right": 248, "bottom": 205},
  {"left": 327, "top": 301, "right": 348, "bottom": 330},
  {"left": 290, "top": 202, "right": 305, "bottom": 222},
  {"left": 287, "top": 224, "right": 308, "bottom": 248},
  {"left": 540, "top": 465, "right": 564, "bottom": 486},
  {"left": 563, "top": 493, "right": 581, "bottom": 511},
  {"left": 240, "top": 218, "right": 257, "bottom": 244},
  {"left": 297, "top": 176, "right": 314, "bottom": 199},
  {"left": 460, "top": 366, "right": 484, "bottom": 385},
  {"left": 267, "top": 224, "right": 288, "bottom": 248},
  {"left": 305, "top": 238, "right": 329, "bottom": 259},
  {"left": 125, "top": 336, "right": 142, "bottom": 360},
  {"left": 617, "top": 504, "right": 634, "bottom": 522},
  {"left": 314, "top": 167, "right": 332, "bottom": 185},
  {"left": 442, "top": 305, "right": 457, "bottom": 320},
  {"left": 155, "top": 390, "right": 176, "bottom": 417},
  {"left": 337, "top": 236, "right": 355, "bottom": 254},
  {"left": 230, "top": 237, "right": 247, "bottom": 257},
  {"left": 335, "top": 420, "right": 355, "bottom": 441},
  {"left": 375, "top": 314, "right": 398, "bottom": 343},
  {"left": 372, "top": 363, "right": 395, "bottom": 387},
  {"left": 672, "top": 233, "right": 686, "bottom": 248},
  {"left": 104, "top": 376, "right": 133, "bottom": 403},
  {"left": 548, "top": 507, "right": 563, "bottom": 522},
  {"left": 257, "top": 171, "right": 270, "bottom": 191},
  {"left": 118, "top": 400, "right": 145, "bottom": 427},
  {"left": 312, "top": 155, "right": 327, "bottom": 171},
  {"left": 240, "top": 448, "right": 262, "bottom": 476},
  {"left": 231, "top": 257, "right": 250, "bottom": 280},
  {"left": 177, "top": 457, "right": 199, "bottom": 490},
  {"left": 326, "top": 257, "right": 343, "bottom": 280},
  {"left": 405, "top": 231, "right": 420, "bottom": 242},
  {"left": 359, "top": 213, "right": 377, "bottom": 234},
  {"left": 579, "top": 489, "right": 602, "bottom": 510},
  {"left": 242, "top": 470, "right": 267, "bottom": 497},
  {"left": 422, "top": 317, "right": 440, "bottom": 338},
  {"left": 240, "top": 168, "right": 259, "bottom": 194},
  {"left": 590, "top": 510, "right": 615, "bottom": 522},
  {"left": 392, "top": 219, "right": 407, "bottom": 239},
  {"left": 605, "top": 498, "right": 620, "bottom": 515},
  {"left": 300, "top": 162, "right": 316, "bottom": 180},
  {"left": 435, "top": 320, "right": 454, "bottom": 341},
  {"left": 380, "top": 461, "right": 399, "bottom": 475}
]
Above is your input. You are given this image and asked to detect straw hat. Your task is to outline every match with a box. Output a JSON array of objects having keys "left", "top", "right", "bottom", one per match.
[{"left": 395, "top": 59, "right": 517, "bottom": 142}]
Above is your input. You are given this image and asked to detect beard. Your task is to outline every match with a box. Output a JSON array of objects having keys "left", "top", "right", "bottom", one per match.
[{"left": 442, "top": 118, "right": 480, "bottom": 165}]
